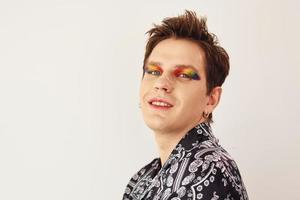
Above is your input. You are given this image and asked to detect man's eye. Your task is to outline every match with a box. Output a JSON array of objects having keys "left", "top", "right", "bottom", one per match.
[
  {"left": 178, "top": 73, "right": 191, "bottom": 79},
  {"left": 146, "top": 70, "right": 161, "bottom": 76},
  {"left": 176, "top": 72, "right": 200, "bottom": 80}
]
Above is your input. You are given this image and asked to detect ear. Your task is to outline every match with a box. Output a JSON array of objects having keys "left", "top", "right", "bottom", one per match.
[{"left": 206, "top": 86, "right": 222, "bottom": 113}]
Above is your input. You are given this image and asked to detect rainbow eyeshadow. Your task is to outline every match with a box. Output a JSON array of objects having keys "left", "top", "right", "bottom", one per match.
[
  {"left": 174, "top": 67, "right": 200, "bottom": 80},
  {"left": 145, "top": 64, "right": 163, "bottom": 76}
]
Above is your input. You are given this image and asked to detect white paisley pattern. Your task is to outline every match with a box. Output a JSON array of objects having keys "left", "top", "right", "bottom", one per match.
[{"left": 123, "top": 122, "right": 248, "bottom": 200}]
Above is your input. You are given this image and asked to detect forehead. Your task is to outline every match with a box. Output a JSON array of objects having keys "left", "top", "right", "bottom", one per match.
[{"left": 147, "top": 38, "right": 206, "bottom": 72}]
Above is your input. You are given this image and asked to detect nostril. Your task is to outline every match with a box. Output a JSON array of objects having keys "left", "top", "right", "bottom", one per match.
[{"left": 155, "top": 86, "right": 170, "bottom": 92}]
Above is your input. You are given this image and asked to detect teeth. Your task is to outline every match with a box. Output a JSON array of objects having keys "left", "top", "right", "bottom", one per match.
[{"left": 151, "top": 101, "right": 171, "bottom": 107}]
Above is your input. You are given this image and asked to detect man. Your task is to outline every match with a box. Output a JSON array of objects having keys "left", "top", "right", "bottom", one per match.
[{"left": 123, "top": 10, "right": 248, "bottom": 200}]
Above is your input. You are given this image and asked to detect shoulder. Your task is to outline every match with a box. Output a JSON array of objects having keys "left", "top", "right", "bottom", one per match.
[{"left": 177, "top": 140, "right": 248, "bottom": 199}]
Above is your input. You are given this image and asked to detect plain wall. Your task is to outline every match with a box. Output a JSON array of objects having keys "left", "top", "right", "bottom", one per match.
[{"left": 0, "top": 0, "right": 299, "bottom": 199}]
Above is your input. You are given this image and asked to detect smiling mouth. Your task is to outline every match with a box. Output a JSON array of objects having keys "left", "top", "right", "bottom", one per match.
[{"left": 148, "top": 98, "right": 174, "bottom": 110}]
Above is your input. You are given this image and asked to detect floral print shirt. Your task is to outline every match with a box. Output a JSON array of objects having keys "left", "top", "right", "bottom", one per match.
[{"left": 122, "top": 122, "right": 248, "bottom": 200}]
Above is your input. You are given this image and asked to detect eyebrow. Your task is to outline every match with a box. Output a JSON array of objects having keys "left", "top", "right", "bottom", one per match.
[{"left": 146, "top": 61, "right": 200, "bottom": 73}]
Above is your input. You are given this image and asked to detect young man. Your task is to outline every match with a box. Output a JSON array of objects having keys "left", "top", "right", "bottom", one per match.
[{"left": 123, "top": 10, "right": 248, "bottom": 200}]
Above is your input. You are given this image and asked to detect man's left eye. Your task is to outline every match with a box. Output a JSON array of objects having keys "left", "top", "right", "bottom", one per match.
[{"left": 178, "top": 73, "right": 191, "bottom": 79}]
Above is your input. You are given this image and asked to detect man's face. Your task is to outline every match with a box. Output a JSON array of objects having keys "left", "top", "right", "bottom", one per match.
[{"left": 140, "top": 38, "right": 211, "bottom": 134}]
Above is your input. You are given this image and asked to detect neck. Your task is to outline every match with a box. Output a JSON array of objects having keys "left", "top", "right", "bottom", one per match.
[{"left": 154, "top": 118, "right": 206, "bottom": 166}]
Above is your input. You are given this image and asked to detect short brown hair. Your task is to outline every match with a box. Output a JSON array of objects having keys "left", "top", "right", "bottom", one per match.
[{"left": 142, "top": 10, "right": 230, "bottom": 123}]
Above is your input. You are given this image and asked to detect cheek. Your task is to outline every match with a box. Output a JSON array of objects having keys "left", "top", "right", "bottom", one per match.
[
  {"left": 180, "top": 87, "right": 207, "bottom": 109},
  {"left": 139, "top": 84, "right": 145, "bottom": 99},
  {"left": 140, "top": 80, "right": 152, "bottom": 98}
]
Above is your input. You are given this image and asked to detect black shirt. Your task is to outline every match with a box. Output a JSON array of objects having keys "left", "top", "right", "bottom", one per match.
[{"left": 123, "top": 122, "right": 248, "bottom": 200}]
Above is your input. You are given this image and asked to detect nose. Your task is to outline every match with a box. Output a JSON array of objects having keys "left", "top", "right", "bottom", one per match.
[{"left": 153, "top": 75, "right": 174, "bottom": 93}]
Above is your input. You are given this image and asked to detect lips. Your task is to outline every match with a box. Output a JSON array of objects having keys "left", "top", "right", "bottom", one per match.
[{"left": 148, "top": 98, "right": 174, "bottom": 108}]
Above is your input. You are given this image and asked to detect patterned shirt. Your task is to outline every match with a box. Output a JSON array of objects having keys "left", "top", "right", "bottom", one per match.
[{"left": 122, "top": 122, "right": 248, "bottom": 200}]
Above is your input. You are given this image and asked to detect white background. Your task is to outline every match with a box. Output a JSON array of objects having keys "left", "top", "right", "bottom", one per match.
[{"left": 0, "top": 0, "right": 299, "bottom": 199}]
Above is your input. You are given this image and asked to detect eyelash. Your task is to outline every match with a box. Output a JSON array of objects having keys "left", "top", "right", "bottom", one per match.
[
  {"left": 145, "top": 70, "right": 162, "bottom": 76},
  {"left": 146, "top": 70, "right": 197, "bottom": 80},
  {"left": 177, "top": 73, "right": 193, "bottom": 79}
]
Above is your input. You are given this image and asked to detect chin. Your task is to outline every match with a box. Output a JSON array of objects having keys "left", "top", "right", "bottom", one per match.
[{"left": 143, "top": 118, "right": 170, "bottom": 132}]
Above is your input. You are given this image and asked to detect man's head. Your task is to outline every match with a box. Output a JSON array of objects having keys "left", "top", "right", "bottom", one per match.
[{"left": 139, "top": 10, "right": 229, "bottom": 133}]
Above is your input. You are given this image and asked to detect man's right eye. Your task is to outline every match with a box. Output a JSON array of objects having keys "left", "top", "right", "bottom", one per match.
[{"left": 146, "top": 70, "right": 161, "bottom": 76}]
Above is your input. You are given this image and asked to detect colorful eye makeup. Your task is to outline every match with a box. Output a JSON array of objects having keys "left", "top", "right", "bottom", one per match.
[
  {"left": 145, "top": 64, "right": 163, "bottom": 76},
  {"left": 174, "top": 67, "right": 200, "bottom": 80},
  {"left": 145, "top": 63, "right": 200, "bottom": 80}
]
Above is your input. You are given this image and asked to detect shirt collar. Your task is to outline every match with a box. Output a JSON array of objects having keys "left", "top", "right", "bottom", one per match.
[{"left": 160, "top": 121, "right": 219, "bottom": 169}]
